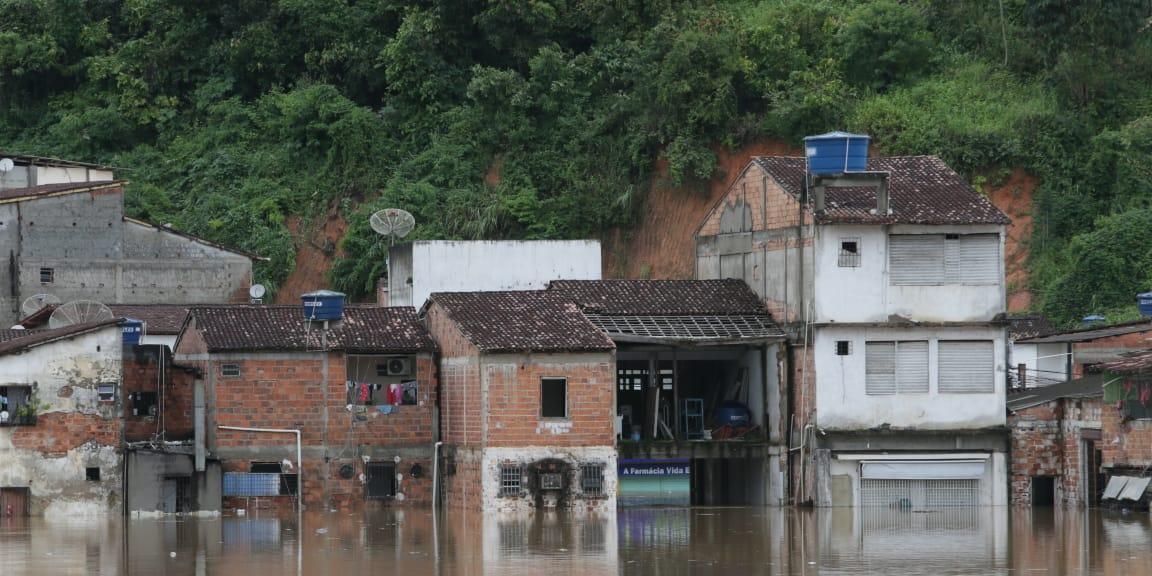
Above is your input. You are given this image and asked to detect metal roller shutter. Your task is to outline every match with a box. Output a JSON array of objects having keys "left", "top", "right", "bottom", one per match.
[
  {"left": 865, "top": 342, "right": 896, "bottom": 395},
  {"left": 957, "top": 234, "right": 999, "bottom": 284},
  {"left": 889, "top": 235, "right": 945, "bottom": 285},
  {"left": 897, "top": 341, "right": 929, "bottom": 393},
  {"left": 938, "top": 340, "right": 995, "bottom": 393}
]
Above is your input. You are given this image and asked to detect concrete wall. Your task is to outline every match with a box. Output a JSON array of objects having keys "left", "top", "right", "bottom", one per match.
[
  {"left": 0, "top": 163, "right": 114, "bottom": 191},
  {"left": 812, "top": 224, "right": 1006, "bottom": 323},
  {"left": 695, "top": 163, "right": 814, "bottom": 325},
  {"left": 1010, "top": 342, "right": 1068, "bottom": 386},
  {"left": 1, "top": 187, "right": 252, "bottom": 325},
  {"left": 389, "top": 240, "right": 602, "bottom": 308},
  {"left": 813, "top": 325, "right": 1007, "bottom": 430},
  {"left": 0, "top": 326, "right": 124, "bottom": 516},
  {"left": 124, "top": 450, "right": 222, "bottom": 513}
]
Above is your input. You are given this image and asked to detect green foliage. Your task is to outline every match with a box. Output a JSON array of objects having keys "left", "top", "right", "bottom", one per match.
[{"left": 3, "top": 0, "right": 1152, "bottom": 313}]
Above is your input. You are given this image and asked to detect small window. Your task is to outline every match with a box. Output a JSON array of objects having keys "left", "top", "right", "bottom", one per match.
[
  {"left": 130, "top": 392, "right": 157, "bottom": 417},
  {"left": 541, "top": 378, "right": 567, "bottom": 418},
  {"left": 250, "top": 462, "right": 299, "bottom": 495},
  {"left": 86, "top": 467, "right": 101, "bottom": 482},
  {"left": 581, "top": 464, "right": 604, "bottom": 496},
  {"left": 221, "top": 364, "right": 241, "bottom": 378},
  {"left": 836, "top": 341, "right": 852, "bottom": 356},
  {"left": 97, "top": 384, "right": 115, "bottom": 402},
  {"left": 500, "top": 464, "right": 523, "bottom": 497},
  {"left": 401, "top": 380, "right": 418, "bottom": 406},
  {"left": 838, "top": 238, "right": 861, "bottom": 267},
  {"left": 365, "top": 462, "right": 396, "bottom": 500},
  {"left": 39, "top": 267, "right": 54, "bottom": 284}
]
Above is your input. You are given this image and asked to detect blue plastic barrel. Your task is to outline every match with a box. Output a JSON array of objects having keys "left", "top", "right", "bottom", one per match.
[
  {"left": 122, "top": 318, "right": 144, "bottom": 346},
  {"left": 1139, "top": 292, "right": 1152, "bottom": 317}
]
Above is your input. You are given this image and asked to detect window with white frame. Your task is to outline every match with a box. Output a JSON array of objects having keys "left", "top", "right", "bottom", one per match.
[
  {"left": 889, "top": 234, "right": 999, "bottom": 285},
  {"left": 865, "top": 341, "right": 929, "bottom": 394},
  {"left": 221, "top": 364, "right": 241, "bottom": 378},
  {"left": 938, "top": 340, "right": 995, "bottom": 393}
]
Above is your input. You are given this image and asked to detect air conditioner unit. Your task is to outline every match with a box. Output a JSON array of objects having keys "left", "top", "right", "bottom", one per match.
[{"left": 385, "top": 357, "right": 412, "bottom": 376}]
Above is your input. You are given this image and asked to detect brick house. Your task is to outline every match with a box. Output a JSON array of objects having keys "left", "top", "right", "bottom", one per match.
[
  {"left": 548, "top": 279, "right": 789, "bottom": 506},
  {"left": 422, "top": 290, "right": 617, "bottom": 511},
  {"left": 174, "top": 304, "right": 438, "bottom": 510},
  {"left": 1098, "top": 351, "right": 1152, "bottom": 490},
  {"left": 1013, "top": 319, "right": 1152, "bottom": 385},
  {"left": 1007, "top": 376, "right": 1104, "bottom": 506},
  {"left": 0, "top": 320, "right": 125, "bottom": 516}
]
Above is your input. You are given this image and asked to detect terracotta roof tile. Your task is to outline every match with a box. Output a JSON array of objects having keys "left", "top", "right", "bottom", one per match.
[
  {"left": 549, "top": 279, "right": 768, "bottom": 316},
  {"left": 1008, "top": 315, "right": 1056, "bottom": 341},
  {"left": 753, "top": 156, "right": 1010, "bottom": 225},
  {"left": 184, "top": 305, "right": 435, "bottom": 353},
  {"left": 1101, "top": 350, "right": 1152, "bottom": 375},
  {"left": 108, "top": 305, "right": 190, "bottom": 335},
  {"left": 428, "top": 291, "right": 615, "bottom": 353},
  {"left": 0, "top": 320, "right": 122, "bottom": 356}
]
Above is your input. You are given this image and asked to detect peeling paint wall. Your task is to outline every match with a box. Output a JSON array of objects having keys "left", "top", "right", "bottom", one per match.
[
  {"left": 481, "top": 446, "right": 617, "bottom": 512},
  {"left": 0, "top": 326, "right": 124, "bottom": 515}
]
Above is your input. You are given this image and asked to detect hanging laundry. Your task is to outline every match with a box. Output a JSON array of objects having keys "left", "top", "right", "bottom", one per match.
[{"left": 358, "top": 382, "right": 371, "bottom": 404}]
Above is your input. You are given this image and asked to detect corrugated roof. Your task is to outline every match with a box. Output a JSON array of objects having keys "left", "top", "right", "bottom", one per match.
[
  {"left": 0, "top": 319, "right": 122, "bottom": 357},
  {"left": 0, "top": 181, "right": 125, "bottom": 202},
  {"left": 1100, "top": 350, "right": 1152, "bottom": 375},
  {"left": 1007, "top": 374, "right": 1105, "bottom": 411},
  {"left": 584, "top": 314, "right": 784, "bottom": 342},
  {"left": 108, "top": 305, "right": 190, "bottom": 335},
  {"left": 1017, "top": 320, "right": 1152, "bottom": 344},
  {"left": 752, "top": 156, "right": 1010, "bottom": 225},
  {"left": 183, "top": 305, "right": 436, "bottom": 353},
  {"left": 1008, "top": 315, "right": 1056, "bottom": 341},
  {"left": 549, "top": 279, "right": 768, "bottom": 316},
  {"left": 428, "top": 291, "right": 615, "bottom": 353}
]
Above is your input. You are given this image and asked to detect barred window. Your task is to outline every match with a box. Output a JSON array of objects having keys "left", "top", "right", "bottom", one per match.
[
  {"left": 221, "top": 364, "right": 241, "bottom": 378},
  {"left": 839, "top": 238, "right": 861, "bottom": 267},
  {"left": 500, "top": 464, "right": 523, "bottom": 497},
  {"left": 581, "top": 464, "right": 604, "bottom": 496}
]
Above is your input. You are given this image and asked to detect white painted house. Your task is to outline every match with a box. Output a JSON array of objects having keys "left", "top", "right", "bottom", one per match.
[
  {"left": 387, "top": 240, "right": 601, "bottom": 308},
  {"left": 697, "top": 151, "right": 1012, "bottom": 507}
]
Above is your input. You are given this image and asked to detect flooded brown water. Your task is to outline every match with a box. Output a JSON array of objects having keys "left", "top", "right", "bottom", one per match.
[{"left": 1, "top": 507, "right": 1149, "bottom": 575}]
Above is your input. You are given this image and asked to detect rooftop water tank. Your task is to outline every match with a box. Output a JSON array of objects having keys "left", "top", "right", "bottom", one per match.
[
  {"left": 804, "top": 131, "right": 870, "bottom": 175},
  {"left": 121, "top": 318, "right": 144, "bottom": 347},
  {"left": 1139, "top": 292, "right": 1152, "bottom": 317},
  {"left": 1082, "top": 314, "right": 1106, "bottom": 327},
  {"left": 302, "top": 290, "right": 346, "bottom": 321}
]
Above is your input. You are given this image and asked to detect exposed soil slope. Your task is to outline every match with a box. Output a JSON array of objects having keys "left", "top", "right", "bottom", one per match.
[{"left": 275, "top": 205, "right": 349, "bottom": 303}]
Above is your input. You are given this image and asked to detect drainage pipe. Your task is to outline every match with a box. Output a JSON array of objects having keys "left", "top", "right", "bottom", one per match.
[{"left": 432, "top": 441, "right": 443, "bottom": 509}]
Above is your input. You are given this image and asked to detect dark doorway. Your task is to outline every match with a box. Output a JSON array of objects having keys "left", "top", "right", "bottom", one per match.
[
  {"left": 0, "top": 487, "right": 30, "bottom": 516},
  {"left": 1084, "top": 439, "right": 1104, "bottom": 505},
  {"left": 1032, "top": 476, "right": 1056, "bottom": 506}
]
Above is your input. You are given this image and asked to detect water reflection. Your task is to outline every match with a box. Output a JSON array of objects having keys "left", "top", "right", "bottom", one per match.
[{"left": 2, "top": 506, "right": 1152, "bottom": 574}]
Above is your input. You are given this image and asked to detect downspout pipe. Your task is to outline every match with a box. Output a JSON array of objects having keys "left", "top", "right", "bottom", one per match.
[
  {"left": 432, "top": 441, "right": 444, "bottom": 509},
  {"left": 218, "top": 425, "right": 303, "bottom": 510}
]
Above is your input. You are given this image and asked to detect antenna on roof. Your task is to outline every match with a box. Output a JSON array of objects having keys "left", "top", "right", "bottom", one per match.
[
  {"left": 21, "top": 293, "right": 61, "bottom": 317},
  {"left": 249, "top": 284, "right": 267, "bottom": 304},
  {"left": 49, "top": 300, "right": 114, "bottom": 329},
  {"left": 369, "top": 208, "right": 416, "bottom": 246}
]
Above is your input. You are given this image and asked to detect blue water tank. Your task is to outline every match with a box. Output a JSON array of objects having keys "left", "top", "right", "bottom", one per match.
[
  {"left": 302, "top": 290, "right": 346, "bottom": 321},
  {"left": 1139, "top": 292, "right": 1152, "bottom": 317},
  {"left": 1082, "top": 314, "right": 1106, "bottom": 327},
  {"left": 713, "top": 401, "right": 751, "bottom": 428},
  {"left": 804, "top": 131, "right": 871, "bottom": 175},
  {"left": 121, "top": 318, "right": 144, "bottom": 346}
]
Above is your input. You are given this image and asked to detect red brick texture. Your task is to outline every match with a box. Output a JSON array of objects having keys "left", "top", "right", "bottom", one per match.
[
  {"left": 12, "top": 412, "right": 120, "bottom": 455},
  {"left": 1101, "top": 402, "right": 1152, "bottom": 470},
  {"left": 122, "top": 345, "right": 196, "bottom": 442},
  {"left": 1008, "top": 397, "right": 1100, "bottom": 505}
]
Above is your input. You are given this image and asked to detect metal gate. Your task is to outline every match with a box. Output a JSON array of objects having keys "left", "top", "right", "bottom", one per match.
[
  {"left": 860, "top": 479, "right": 980, "bottom": 508},
  {"left": 365, "top": 463, "right": 396, "bottom": 500}
]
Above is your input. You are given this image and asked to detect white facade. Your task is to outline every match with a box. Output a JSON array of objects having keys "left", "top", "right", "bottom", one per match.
[
  {"left": 1008, "top": 341, "right": 1068, "bottom": 387},
  {"left": 0, "top": 325, "right": 124, "bottom": 516},
  {"left": 389, "top": 240, "right": 601, "bottom": 308},
  {"left": 813, "top": 224, "right": 1005, "bottom": 323},
  {"left": 481, "top": 446, "right": 617, "bottom": 512}
]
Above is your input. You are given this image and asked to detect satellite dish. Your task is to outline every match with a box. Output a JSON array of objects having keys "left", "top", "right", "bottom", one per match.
[
  {"left": 21, "top": 293, "right": 61, "bottom": 317},
  {"left": 249, "top": 284, "right": 267, "bottom": 300},
  {"left": 0, "top": 158, "right": 13, "bottom": 173},
  {"left": 370, "top": 209, "right": 416, "bottom": 244},
  {"left": 48, "top": 300, "right": 115, "bottom": 329}
]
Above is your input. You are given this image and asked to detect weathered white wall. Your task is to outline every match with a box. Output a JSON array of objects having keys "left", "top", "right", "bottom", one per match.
[
  {"left": 35, "top": 166, "right": 90, "bottom": 185},
  {"left": 813, "top": 325, "right": 1006, "bottom": 430},
  {"left": 813, "top": 224, "right": 1005, "bottom": 323},
  {"left": 480, "top": 446, "right": 617, "bottom": 512},
  {"left": 390, "top": 240, "right": 601, "bottom": 308},
  {"left": 1009, "top": 342, "right": 1068, "bottom": 386},
  {"left": 0, "top": 326, "right": 124, "bottom": 516}
]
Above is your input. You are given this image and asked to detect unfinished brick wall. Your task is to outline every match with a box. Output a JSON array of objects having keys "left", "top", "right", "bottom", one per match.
[
  {"left": 1009, "top": 397, "right": 1101, "bottom": 505},
  {"left": 1101, "top": 402, "right": 1152, "bottom": 470},
  {"left": 441, "top": 447, "right": 484, "bottom": 509},
  {"left": 423, "top": 301, "right": 481, "bottom": 446},
  {"left": 698, "top": 164, "right": 811, "bottom": 237},
  {"left": 482, "top": 353, "right": 615, "bottom": 448},
  {"left": 12, "top": 412, "right": 120, "bottom": 455}
]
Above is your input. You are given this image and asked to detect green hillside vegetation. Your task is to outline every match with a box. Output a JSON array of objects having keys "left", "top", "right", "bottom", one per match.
[{"left": 2, "top": 0, "right": 1151, "bottom": 326}]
